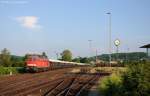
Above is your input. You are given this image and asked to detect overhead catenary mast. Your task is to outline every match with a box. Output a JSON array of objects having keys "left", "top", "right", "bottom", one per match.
[{"left": 106, "top": 12, "right": 112, "bottom": 66}]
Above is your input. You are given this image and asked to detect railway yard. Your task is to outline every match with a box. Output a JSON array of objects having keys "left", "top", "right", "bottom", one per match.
[{"left": 0, "top": 67, "right": 110, "bottom": 96}]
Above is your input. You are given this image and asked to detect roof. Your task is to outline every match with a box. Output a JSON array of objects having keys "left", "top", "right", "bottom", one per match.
[{"left": 140, "top": 44, "right": 150, "bottom": 48}]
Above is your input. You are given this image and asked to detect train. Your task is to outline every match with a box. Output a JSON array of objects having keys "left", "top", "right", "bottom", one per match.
[
  {"left": 25, "top": 54, "right": 50, "bottom": 72},
  {"left": 25, "top": 54, "right": 87, "bottom": 72}
]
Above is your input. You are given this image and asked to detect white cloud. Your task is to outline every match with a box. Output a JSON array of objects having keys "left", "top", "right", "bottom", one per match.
[{"left": 16, "top": 16, "right": 42, "bottom": 30}]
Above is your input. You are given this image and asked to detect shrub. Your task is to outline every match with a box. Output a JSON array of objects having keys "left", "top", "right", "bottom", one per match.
[
  {"left": 98, "top": 73, "right": 122, "bottom": 96},
  {"left": 98, "top": 62, "right": 150, "bottom": 96},
  {"left": 121, "top": 62, "right": 150, "bottom": 96},
  {"left": 0, "top": 67, "right": 25, "bottom": 75}
]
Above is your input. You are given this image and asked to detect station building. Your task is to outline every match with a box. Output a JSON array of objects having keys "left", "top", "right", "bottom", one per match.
[{"left": 140, "top": 44, "right": 150, "bottom": 58}]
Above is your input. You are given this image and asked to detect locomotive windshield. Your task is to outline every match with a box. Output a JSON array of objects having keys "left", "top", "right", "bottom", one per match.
[{"left": 27, "top": 54, "right": 48, "bottom": 61}]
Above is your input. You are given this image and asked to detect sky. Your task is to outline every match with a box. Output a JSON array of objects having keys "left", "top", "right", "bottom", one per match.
[{"left": 0, "top": 0, "right": 150, "bottom": 59}]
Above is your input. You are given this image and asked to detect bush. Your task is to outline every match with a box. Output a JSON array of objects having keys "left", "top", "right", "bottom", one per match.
[
  {"left": 98, "top": 62, "right": 150, "bottom": 96},
  {"left": 121, "top": 62, "right": 150, "bottom": 96},
  {"left": 0, "top": 67, "right": 25, "bottom": 75},
  {"left": 99, "top": 74, "right": 122, "bottom": 96}
]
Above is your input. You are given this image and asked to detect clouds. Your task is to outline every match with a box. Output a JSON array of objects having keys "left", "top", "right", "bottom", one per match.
[{"left": 16, "top": 16, "right": 42, "bottom": 30}]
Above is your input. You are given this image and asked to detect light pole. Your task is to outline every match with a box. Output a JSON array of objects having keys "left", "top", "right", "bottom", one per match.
[
  {"left": 106, "top": 12, "right": 112, "bottom": 66},
  {"left": 95, "top": 49, "right": 98, "bottom": 64},
  {"left": 114, "top": 39, "right": 120, "bottom": 61}
]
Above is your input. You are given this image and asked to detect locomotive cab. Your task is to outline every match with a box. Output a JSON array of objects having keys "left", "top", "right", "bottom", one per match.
[{"left": 26, "top": 54, "right": 50, "bottom": 72}]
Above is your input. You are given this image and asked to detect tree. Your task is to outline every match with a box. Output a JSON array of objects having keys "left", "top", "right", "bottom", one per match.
[
  {"left": 80, "top": 57, "right": 90, "bottom": 63},
  {"left": 11, "top": 55, "right": 25, "bottom": 67},
  {"left": 42, "top": 52, "right": 48, "bottom": 58},
  {"left": 72, "top": 57, "right": 81, "bottom": 63},
  {"left": 24, "top": 54, "right": 29, "bottom": 61},
  {"left": 0, "top": 48, "right": 12, "bottom": 67},
  {"left": 61, "top": 49, "right": 72, "bottom": 61}
]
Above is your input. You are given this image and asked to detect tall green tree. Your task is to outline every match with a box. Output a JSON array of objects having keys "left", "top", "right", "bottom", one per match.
[
  {"left": 61, "top": 49, "right": 72, "bottom": 61},
  {"left": 0, "top": 48, "right": 12, "bottom": 67},
  {"left": 11, "top": 55, "right": 25, "bottom": 67}
]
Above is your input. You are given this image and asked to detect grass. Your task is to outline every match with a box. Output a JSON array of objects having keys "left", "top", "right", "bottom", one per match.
[{"left": 95, "top": 67, "right": 126, "bottom": 74}]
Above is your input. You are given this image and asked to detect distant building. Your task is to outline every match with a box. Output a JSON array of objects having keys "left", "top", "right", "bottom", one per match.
[{"left": 140, "top": 44, "right": 150, "bottom": 57}]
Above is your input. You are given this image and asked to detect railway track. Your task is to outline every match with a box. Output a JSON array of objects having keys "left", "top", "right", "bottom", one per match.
[
  {"left": 64, "top": 75, "right": 96, "bottom": 96},
  {"left": 42, "top": 73, "right": 102, "bottom": 96},
  {"left": 16, "top": 77, "right": 65, "bottom": 96},
  {"left": 0, "top": 68, "right": 73, "bottom": 96},
  {"left": 0, "top": 67, "right": 110, "bottom": 96},
  {"left": 44, "top": 75, "right": 77, "bottom": 96}
]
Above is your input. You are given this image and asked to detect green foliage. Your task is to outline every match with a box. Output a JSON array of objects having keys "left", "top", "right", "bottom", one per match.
[
  {"left": 72, "top": 57, "right": 90, "bottom": 63},
  {"left": 0, "top": 48, "right": 26, "bottom": 67},
  {"left": 42, "top": 52, "right": 48, "bottom": 58},
  {"left": 0, "top": 48, "right": 12, "bottom": 67},
  {"left": 80, "top": 57, "right": 90, "bottom": 63},
  {"left": 73, "top": 52, "right": 146, "bottom": 64},
  {"left": 99, "top": 74, "right": 122, "bottom": 96},
  {"left": 72, "top": 58, "right": 80, "bottom": 63},
  {"left": 98, "top": 62, "right": 150, "bottom": 96},
  {"left": 93, "top": 52, "right": 147, "bottom": 62},
  {"left": 0, "top": 67, "right": 25, "bottom": 75},
  {"left": 11, "top": 55, "right": 25, "bottom": 67},
  {"left": 121, "top": 62, "right": 150, "bottom": 96},
  {"left": 61, "top": 49, "right": 72, "bottom": 61}
]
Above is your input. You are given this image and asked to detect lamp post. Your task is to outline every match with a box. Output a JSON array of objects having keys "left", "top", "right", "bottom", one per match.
[
  {"left": 106, "top": 12, "right": 112, "bottom": 66},
  {"left": 95, "top": 49, "right": 98, "bottom": 64},
  {"left": 114, "top": 39, "right": 120, "bottom": 61}
]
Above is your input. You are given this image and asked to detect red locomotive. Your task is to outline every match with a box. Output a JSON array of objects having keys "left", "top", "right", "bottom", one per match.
[
  {"left": 25, "top": 54, "right": 84, "bottom": 72},
  {"left": 26, "top": 54, "right": 50, "bottom": 72}
]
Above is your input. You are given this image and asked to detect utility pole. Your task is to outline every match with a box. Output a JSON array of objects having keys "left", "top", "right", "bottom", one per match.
[
  {"left": 106, "top": 12, "right": 112, "bottom": 66},
  {"left": 95, "top": 49, "right": 98, "bottom": 64}
]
